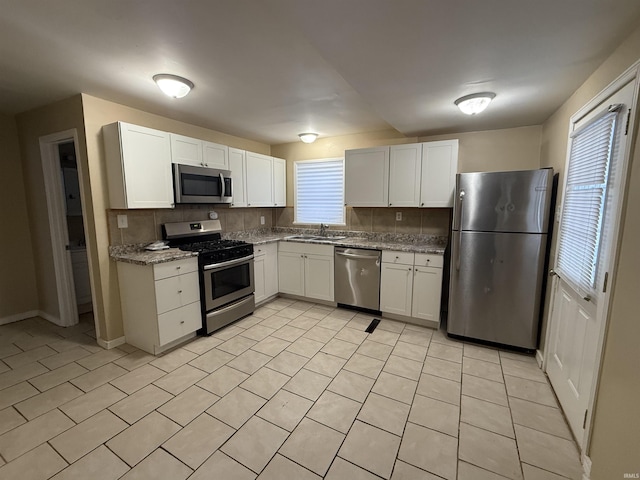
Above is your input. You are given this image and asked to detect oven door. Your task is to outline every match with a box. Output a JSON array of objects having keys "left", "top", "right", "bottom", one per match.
[
  {"left": 174, "top": 163, "right": 232, "bottom": 204},
  {"left": 203, "top": 255, "right": 255, "bottom": 311}
]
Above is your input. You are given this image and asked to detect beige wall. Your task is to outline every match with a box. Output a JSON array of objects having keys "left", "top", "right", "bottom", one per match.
[
  {"left": 80, "top": 94, "right": 271, "bottom": 340},
  {"left": 0, "top": 114, "right": 38, "bottom": 319},
  {"left": 539, "top": 24, "right": 640, "bottom": 477},
  {"left": 15, "top": 96, "right": 87, "bottom": 322}
]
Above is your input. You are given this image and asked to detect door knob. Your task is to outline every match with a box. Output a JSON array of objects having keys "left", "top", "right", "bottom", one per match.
[{"left": 549, "top": 269, "right": 558, "bottom": 277}]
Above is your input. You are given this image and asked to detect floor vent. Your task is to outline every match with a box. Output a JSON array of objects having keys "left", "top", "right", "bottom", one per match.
[{"left": 365, "top": 318, "right": 381, "bottom": 333}]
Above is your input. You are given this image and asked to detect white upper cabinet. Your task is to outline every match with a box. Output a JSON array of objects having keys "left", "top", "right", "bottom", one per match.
[
  {"left": 344, "top": 146, "right": 390, "bottom": 207},
  {"left": 103, "top": 122, "right": 174, "bottom": 209},
  {"left": 171, "top": 134, "right": 229, "bottom": 169},
  {"left": 420, "top": 139, "right": 459, "bottom": 207},
  {"left": 272, "top": 157, "right": 286, "bottom": 207},
  {"left": 203, "top": 141, "right": 229, "bottom": 169},
  {"left": 245, "top": 152, "right": 286, "bottom": 207},
  {"left": 389, "top": 143, "right": 422, "bottom": 207},
  {"left": 170, "top": 134, "right": 203, "bottom": 167},
  {"left": 246, "top": 152, "right": 274, "bottom": 207},
  {"left": 229, "top": 147, "right": 247, "bottom": 208}
]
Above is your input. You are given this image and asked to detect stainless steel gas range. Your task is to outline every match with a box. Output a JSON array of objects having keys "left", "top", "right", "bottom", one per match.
[{"left": 163, "top": 220, "right": 255, "bottom": 334}]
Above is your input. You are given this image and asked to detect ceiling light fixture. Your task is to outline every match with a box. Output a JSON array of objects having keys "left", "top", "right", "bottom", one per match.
[
  {"left": 153, "top": 74, "right": 194, "bottom": 98},
  {"left": 454, "top": 92, "right": 496, "bottom": 115},
  {"left": 298, "top": 132, "right": 318, "bottom": 144}
]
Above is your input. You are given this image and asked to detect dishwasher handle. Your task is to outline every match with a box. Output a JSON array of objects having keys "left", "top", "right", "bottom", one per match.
[{"left": 335, "top": 251, "right": 380, "bottom": 260}]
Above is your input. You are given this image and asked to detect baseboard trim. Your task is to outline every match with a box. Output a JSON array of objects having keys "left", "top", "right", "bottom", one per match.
[
  {"left": 0, "top": 310, "right": 39, "bottom": 326},
  {"left": 37, "top": 310, "right": 63, "bottom": 326},
  {"left": 97, "top": 336, "right": 126, "bottom": 350}
]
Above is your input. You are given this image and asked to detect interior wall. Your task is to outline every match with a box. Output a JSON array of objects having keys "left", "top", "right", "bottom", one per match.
[
  {"left": 538, "top": 23, "right": 640, "bottom": 477},
  {"left": 15, "top": 96, "right": 87, "bottom": 323},
  {"left": 0, "top": 113, "right": 38, "bottom": 320},
  {"left": 80, "top": 94, "right": 272, "bottom": 341}
]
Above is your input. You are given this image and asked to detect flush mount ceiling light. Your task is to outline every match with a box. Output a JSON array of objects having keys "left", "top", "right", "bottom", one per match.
[
  {"left": 298, "top": 132, "right": 318, "bottom": 144},
  {"left": 153, "top": 74, "right": 194, "bottom": 98},
  {"left": 454, "top": 92, "right": 496, "bottom": 115}
]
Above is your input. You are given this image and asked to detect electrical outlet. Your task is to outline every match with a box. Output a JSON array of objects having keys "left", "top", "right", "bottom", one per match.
[
  {"left": 117, "top": 214, "right": 128, "bottom": 229},
  {"left": 260, "top": 215, "right": 265, "bottom": 225},
  {"left": 396, "top": 212, "right": 402, "bottom": 221}
]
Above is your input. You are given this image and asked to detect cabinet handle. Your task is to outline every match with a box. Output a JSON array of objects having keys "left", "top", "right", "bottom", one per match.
[
  {"left": 180, "top": 320, "right": 185, "bottom": 324},
  {"left": 176, "top": 266, "right": 181, "bottom": 270}
]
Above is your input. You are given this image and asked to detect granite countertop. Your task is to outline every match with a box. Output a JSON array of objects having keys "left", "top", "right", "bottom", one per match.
[
  {"left": 109, "top": 244, "right": 198, "bottom": 266},
  {"left": 110, "top": 229, "right": 447, "bottom": 265},
  {"left": 226, "top": 228, "right": 447, "bottom": 255}
]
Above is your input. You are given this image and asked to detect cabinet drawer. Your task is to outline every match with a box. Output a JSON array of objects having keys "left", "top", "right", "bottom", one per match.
[
  {"left": 414, "top": 253, "right": 444, "bottom": 268},
  {"left": 382, "top": 250, "right": 414, "bottom": 265},
  {"left": 155, "top": 272, "right": 200, "bottom": 314},
  {"left": 153, "top": 257, "right": 198, "bottom": 280},
  {"left": 158, "top": 301, "right": 202, "bottom": 346}
]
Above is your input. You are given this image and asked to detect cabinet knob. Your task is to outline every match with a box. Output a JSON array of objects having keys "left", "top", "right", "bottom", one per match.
[
  {"left": 178, "top": 290, "right": 183, "bottom": 294},
  {"left": 421, "top": 203, "right": 424, "bottom": 206},
  {"left": 395, "top": 256, "right": 399, "bottom": 260},
  {"left": 180, "top": 320, "right": 185, "bottom": 324},
  {"left": 408, "top": 267, "right": 412, "bottom": 271},
  {"left": 176, "top": 266, "right": 181, "bottom": 270},
  {"left": 426, "top": 259, "right": 430, "bottom": 263},
  {"left": 248, "top": 203, "right": 251, "bottom": 206},
  {"left": 389, "top": 203, "right": 392, "bottom": 206}
]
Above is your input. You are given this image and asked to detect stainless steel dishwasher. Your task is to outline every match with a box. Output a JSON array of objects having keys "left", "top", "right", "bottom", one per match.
[{"left": 334, "top": 247, "right": 381, "bottom": 311}]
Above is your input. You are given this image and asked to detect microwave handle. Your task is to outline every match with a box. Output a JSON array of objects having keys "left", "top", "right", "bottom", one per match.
[{"left": 219, "top": 173, "right": 225, "bottom": 199}]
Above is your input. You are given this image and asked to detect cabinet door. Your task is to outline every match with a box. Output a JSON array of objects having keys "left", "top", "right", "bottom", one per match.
[
  {"left": 345, "top": 147, "right": 389, "bottom": 207},
  {"left": 272, "top": 157, "right": 286, "bottom": 207},
  {"left": 203, "top": 141, "right": 229, "bottom": 169},
  {"left": 380, "top": 263, "right": 413, "bottom": 316},
  {"left": 120, "top": 123, "right": 173, "bottom": 208},
  {"left": 263, "top": 243, "right": 279, "bottom": 298},
  {"left": 170, "top": 133, "right": 203, "bottom": 167},
  {"left": 254, "top": 255, "right": 266, "bottom": 304},
  {"left": 278, "top": 251, "right": 305, "bottom": 296},
  {"left": 411, "top": 266, "right": 442, "bottom": 322},
  {"left": 304, "top": 253, "right": 334, "bottom": 302},
  {"left": 246, "top": 152, "right": 274, "bottom": 207},
  {"left": 229, "top": 148, "right": 247, "bottom": 208},
  {"left": 420, "top": 139, "right": 459, "bottom": 207},
  {"left": 389, "top": 143, "right": 422, "bottom": 207}
]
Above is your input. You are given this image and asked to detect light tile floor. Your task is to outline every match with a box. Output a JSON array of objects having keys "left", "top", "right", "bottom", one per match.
[{"left": 0, "top": 299, "right": 584, "bottom": 480}]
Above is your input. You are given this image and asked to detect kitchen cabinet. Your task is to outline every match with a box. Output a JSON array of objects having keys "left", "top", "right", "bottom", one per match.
[
  {"left": 117, "top": 257, "right": 201, "bottom": 354},
  {"left": 246, "top": 152, "right": 287, "bottom": 207},
  {"left": 420, "top": 139, "right": 459, "bottom": 207},
  {"left": 344, "top": 146, "right": 389, "bottom": 207},
  {"left": 389, "top": 143, "right": 422, "bottom": 207},
  {"left": 103, "top": 122, "right": 174, "bottom": 209},
  {"left": 380, "top": 250, "right": 443, "bottom": 327},
  {"left": 254, "top": 242, "right": 278, "bottom": 305},
  {"left": 278, "top": 242, "right": 334, "bottom": 302},
  {"left": 272, "top": 157, "right": 286, "bottom": 207},
  {"left": 171, "top": 134, "right": 229, "bottom": 169},
  {"left": 229, "top": 147, "right": 247, "bottom": 208}
]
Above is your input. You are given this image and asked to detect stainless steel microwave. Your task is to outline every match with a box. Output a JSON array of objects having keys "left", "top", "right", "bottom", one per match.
[{"left": 173, "top": 163, "right": 232, "bottom": 204}]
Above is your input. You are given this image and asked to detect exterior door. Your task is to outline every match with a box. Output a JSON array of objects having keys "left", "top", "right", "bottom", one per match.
[{"left": 546, "top": 81, "right": 634, "bottom": 444}]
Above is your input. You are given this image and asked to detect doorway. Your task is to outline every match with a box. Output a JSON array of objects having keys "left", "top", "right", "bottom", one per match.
[
  {"left": 39, "top": 129, "right": 95, "bottom": 330},
  {"left": 544, "top": 71, "right": 638, "bottom": 455}
]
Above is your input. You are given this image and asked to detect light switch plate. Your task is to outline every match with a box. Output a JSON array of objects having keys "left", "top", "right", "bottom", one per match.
[
  {"left": 117, "top": 214, "right": 128, "bottom": 229},
  {"left": 396, "top": 212, "right": 402, "bottom": 221}
]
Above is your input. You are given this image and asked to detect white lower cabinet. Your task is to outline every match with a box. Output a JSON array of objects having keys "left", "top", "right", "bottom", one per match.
[
  {"left": 278, "top": 242, "right": 334, "bottom": 302},
  {"left": 380, "top": 250, "right": 443, "bottom": 326},
  {"left": 117, "top": 257, "right": 201, "bottom": 354},
  {"left": 254, "top": 243, "right": 278, "bottom": 305}
]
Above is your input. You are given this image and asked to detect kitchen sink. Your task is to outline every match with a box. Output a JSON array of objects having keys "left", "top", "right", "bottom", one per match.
[{"left": 285, "top": 234, "right": 347, "bottom": 242}]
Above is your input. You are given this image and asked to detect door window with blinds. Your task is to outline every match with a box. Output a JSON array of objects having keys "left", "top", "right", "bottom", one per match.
[
  {"left": 556, "top": 105, "right": 622, "bottom": 297},
  {"left": 294, "top": 158, "right": 345, "bottom": 225}
]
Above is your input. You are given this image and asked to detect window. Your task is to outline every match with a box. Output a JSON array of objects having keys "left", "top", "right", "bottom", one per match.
[
  {"left": 294, "top": 158, "right": 345, "bottom": 225},
  {"left": 556, "top": 106, "right": 620, "bottom": 296}
]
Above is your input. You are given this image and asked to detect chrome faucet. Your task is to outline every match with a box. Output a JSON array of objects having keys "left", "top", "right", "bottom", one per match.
[{"left": 319, "top": 223, "right": 328, "bottom": 236}]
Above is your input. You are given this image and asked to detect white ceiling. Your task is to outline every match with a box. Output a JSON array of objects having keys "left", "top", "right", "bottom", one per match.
[{"left": 1, "top": 0, "right": 640, "bottom": 144}]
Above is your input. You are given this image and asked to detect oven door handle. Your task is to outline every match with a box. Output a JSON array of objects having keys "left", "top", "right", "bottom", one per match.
[
  {"left": 203, "top": 254, "right": 254, "bottom": 271},
  {"left": 220, "top": 173, "right": 226, "bottom": 199}
]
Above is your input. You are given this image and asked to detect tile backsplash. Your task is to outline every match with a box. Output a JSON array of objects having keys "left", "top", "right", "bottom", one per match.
[{"left": 108, "top": 205, "right": 451, "bottom": 246}]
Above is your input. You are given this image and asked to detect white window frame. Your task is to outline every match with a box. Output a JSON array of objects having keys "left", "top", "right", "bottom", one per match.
[{"left": 293, "top": 157, "right": 346, "bottom": 226}]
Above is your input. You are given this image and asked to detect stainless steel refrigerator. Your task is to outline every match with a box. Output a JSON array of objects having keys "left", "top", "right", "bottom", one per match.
[{"left": 447, "top": 169, "right": 554, "bottom": 349}]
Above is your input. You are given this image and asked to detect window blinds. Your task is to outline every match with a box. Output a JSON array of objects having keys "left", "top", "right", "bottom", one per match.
[
  {"left": 556, "top": 107, "right": 619, "bottom": 295},
  {"left": 294, "top": 159, "right": 345, "bottom": 224}
]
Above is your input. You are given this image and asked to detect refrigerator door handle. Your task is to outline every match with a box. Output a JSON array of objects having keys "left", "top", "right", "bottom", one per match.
[{"left": 456, "top": 190, "right": 465, "bottom": 270}]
